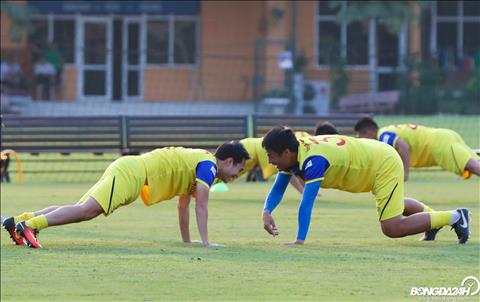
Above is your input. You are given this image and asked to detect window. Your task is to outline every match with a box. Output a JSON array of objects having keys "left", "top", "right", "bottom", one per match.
[
  {"left": 347, "top": 21, "right": 369, "bottom": 65},
  {"left": 28, "top": 18, "right": 76, "bottom": 64},
  {"left": 317, "top": 1, "right": 390, "bottom": 66},
  {"left": 317, "top": 21, "right": 341, "bottom": 65},
  {"left": 147, "top": 17, "right": 198, "bottom": 65},
  {"left": 377, "top": 24, "right": 399, "bottom": 67},
  {"left": 435, "top": 1, "right": 480, "bottom": 63},
  {"left": 437, "top": 1, "right": 457, "bottom": 16},
  {"left": 464, "top": 22, "right": 480, "bottom": 56},
  {"left": 174, "top": 20, "right": 196, "bottom": 64},
  {"left": 147, "top": 20, "right": 169, "bottom": 64}
]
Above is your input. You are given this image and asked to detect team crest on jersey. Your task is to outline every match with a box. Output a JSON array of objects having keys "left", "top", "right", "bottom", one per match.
[
  {"left": 210, "top": 166, "right": 217, "bottom": 177},
  {"left": 305, "top": 160, "right": 313, "bottom": 170}
]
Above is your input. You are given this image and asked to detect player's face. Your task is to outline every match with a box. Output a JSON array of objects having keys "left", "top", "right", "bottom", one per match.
[
  {"left": 218, "top": 158, "right": 246, "bottom": 182},
  {"left": 266, "top": 149, "right": 295, "bottom": 170}
]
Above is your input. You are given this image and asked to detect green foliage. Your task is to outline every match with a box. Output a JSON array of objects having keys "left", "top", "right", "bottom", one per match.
[
  {"left": 396, "top": 57, "right": 480, "bottom": 114},
  {"left": 0, "top": 1, "right": 35, "bottom": 43},
  {"left": 329, "top": 1, "right": 430, "bottom": 34},
  {"left": 262, "top": 88, "right": 290, "bottom": 98}
]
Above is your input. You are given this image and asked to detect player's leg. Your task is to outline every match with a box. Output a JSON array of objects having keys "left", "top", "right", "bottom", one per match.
[
  {"left": 403, "top": 197, "right": 441, "bottom": 241},
  {"left": 433, "top": 130, "right": 479, "bottom": 178},
  {"left": 2, "top": 206, "right": 61, "bottom": 246},
  {"left": 16, "top": 197, "right": 104, "bottom": 248},
  {"left": 375, "top": 157, "right": 470, "bottom": 244},
  {"left": 464, "top": 158, "right": 480, "bottom": 177},
  {"left": 380, "top": 208, "right": 470, "bottom": 244}
]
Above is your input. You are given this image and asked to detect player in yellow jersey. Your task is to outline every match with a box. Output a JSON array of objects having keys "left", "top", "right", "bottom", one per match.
[
  {"left": 354, "top": 117, "right": 480, "bottom": 180},
  {"left": 314, "top": 121, "right": 339, "bottom": 135},
  {"left": 239, "top": 130, "right": 311, "bottom": 193},
  {"left": 3, "top": 143, "right": 249, "bottom": 248},
  {"left": 261, "top": 126, "right": 471, "bottom": 245}
]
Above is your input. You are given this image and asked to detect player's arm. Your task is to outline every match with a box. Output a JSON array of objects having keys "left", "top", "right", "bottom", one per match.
[
  {"left": 289, "top": 176, "right": 304, "bottom": 194},
  {"left": 194, "top": 183, "right": 210, "bottom": 245},
  {"left": 285, "top": 156, "right": 328, "bottom": 246},
  {"left": 379, "top": 132, "right": 409, "bottom": 181},
  {"left": 194, "top": 160, "right": 223, "bottom": 247},
  {"left": 263, "top": 172, "right": 291, "bottom": 236},
  {"left": 394, "top": 138, "right": 410, "bottom": 181},
  {"left": 177, "top": 195, "right": 192, "bottom": 243}
]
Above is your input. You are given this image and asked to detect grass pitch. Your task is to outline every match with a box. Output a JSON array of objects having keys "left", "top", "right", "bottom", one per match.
[{"left": 1, "top": 172, "right": 479, "bottom": 301}]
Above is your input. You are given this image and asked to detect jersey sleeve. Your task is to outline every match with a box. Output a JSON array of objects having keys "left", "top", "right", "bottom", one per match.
[
  {"left": 378, "top": 131, "right": 398, "bottom": 147},
  {"left": 302, "top": 156, "right": 330, "bottom": 184},
  {"left": 195, "top": 160, "right": 217, "bottom": 189},
  {"left": 297, "top": 181, "right": 321, "bottom": 241}
]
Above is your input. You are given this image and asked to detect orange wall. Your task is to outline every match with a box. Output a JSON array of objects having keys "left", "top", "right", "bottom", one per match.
[
  {"left": 200, "top": 1, "right": 264, "bottom": 101},
  {"left": 143, "top": 68, "right": 197, "bottom": 101},
  {"left": 60, "top": 67, "right": 77, "bottom": 100}
]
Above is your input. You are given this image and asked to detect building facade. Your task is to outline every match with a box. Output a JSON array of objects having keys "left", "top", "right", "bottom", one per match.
[{"left": 1, "top": 1, "right": 479, "bottom": 103}]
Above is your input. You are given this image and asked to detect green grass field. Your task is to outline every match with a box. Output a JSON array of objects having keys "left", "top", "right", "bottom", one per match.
[
  {"left": 1, "top": 172, "right": 479, "bottom": 301},
  {"left": 1, "top": 114, "right": 480, "bottom": 301}
]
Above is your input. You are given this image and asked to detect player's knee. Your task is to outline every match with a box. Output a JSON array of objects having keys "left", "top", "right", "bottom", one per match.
[
  {"left": 381, "top": 222, "right": 404, "bottom": 238},
  {"left": 78, "top": 199, "right": 103, "bottom": 220}
]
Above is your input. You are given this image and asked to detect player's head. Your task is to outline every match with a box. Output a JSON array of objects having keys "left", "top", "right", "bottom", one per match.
[
  {"left": 315, "top": 121, "right": 338, "bottom": 135},
  {"left": 354, "top": 117, "right": 378, "bottom": 139},
  {"left": 214, "top": 141, "right": 250, "bottom": 182},
  {"left": 262, "top": 126, "right": 299, "bottom": 170}
]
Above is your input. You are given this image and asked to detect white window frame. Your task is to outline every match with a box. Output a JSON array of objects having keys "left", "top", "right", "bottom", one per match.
[
  {"left": 30, "top": 14, "right": 77, "bottom": 67},
  {"left": 314, "top": 1, "right": 408, "bottom": 92},
  {"left": 145, "top": 14, "right": 199, "bottom": 68},
  {"left": 431, "top": 1, "right": 480, "bottom": 59}
]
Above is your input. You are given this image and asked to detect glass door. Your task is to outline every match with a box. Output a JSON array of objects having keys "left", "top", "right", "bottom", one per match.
[
  {"left": 123, "top": 18, "right": 143, "bottom": 100},
  {"left": 80, "top": 17, "right": 112, "bottom": 100}
]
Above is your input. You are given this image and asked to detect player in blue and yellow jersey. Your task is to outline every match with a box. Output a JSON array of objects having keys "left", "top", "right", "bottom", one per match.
[
  {"left": 354, "top": 117, "right": 480, "bottom": 181},
  {"left": 261, "top": 126, "right": 471, "bottom": 245},
  {"left": 3, "top": 142, "right": 249, "bottom": 248}
]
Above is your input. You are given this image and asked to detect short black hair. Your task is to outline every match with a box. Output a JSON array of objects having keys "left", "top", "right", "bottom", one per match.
[
  {"left": 215, "top": 141, "right": 250, "bottom": 164},
  {"left": 354, "top": 117, "right": 379, "bottom": 132},
  {"left": 315, "top": 121, "right": 338, "bottom": 135},
  {"left": 262, "top": 126, "right": 299, "bottom": 154}
]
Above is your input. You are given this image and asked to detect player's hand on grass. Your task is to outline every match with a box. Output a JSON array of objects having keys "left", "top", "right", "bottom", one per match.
[
  {"left": 263, "top": 211, "right": 279, "bottom": 236},
  {"left": 283, "top": 240, "right": 304, "bottom": 247}
]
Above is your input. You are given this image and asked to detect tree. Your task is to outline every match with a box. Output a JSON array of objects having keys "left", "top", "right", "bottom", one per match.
[{"left": 0, "top": 1, "right": 35, "bottom": 43}]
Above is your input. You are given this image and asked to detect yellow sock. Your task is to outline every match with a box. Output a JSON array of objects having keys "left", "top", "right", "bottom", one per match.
[
  {"left": 14, "top": 212, "right": 35, "bottom": 224},
  {"left": 421, "top": 203, "right": 434, "bottom": 213},
  {"left": 429, "top": 211, "right": 451, "bottom": 229},
  {"left": 25, "top": 215, "right": 49, "bottom": 231}
]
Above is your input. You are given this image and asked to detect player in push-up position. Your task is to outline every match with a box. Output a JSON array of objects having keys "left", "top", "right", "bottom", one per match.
[
  {"left": 354, "top": 117, "right": 480, "bottom": 181},
  {"left": 3, "top": 142, "right": 249, "bottom": 248},
  {"left": 260, "top": 126, "right": 471, "bottom": 245}
]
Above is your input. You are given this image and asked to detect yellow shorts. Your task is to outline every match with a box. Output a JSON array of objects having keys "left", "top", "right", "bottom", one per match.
[
  {"left": 78, "top": 156, "right": 146, "bottom": 216},
  {"left": 432, "top": 129, "right": 479, "bottom": 176},
  {"left": 372, "top": 152, "right": 405, "bottom": 221}
]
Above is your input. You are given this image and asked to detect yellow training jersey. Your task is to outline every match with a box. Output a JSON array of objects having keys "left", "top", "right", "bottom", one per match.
[
  {"left": 139, "top": 147, "right": 217, "bottom": 205},
  {"left": 240, "top": 137, "right": 277, "bottom": 179},
  {"left": 287, "top": 135, "right": 399, "bottom": 193},
  {"left": 378, "top": 124, "right": 436, "bottom": 167}
]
